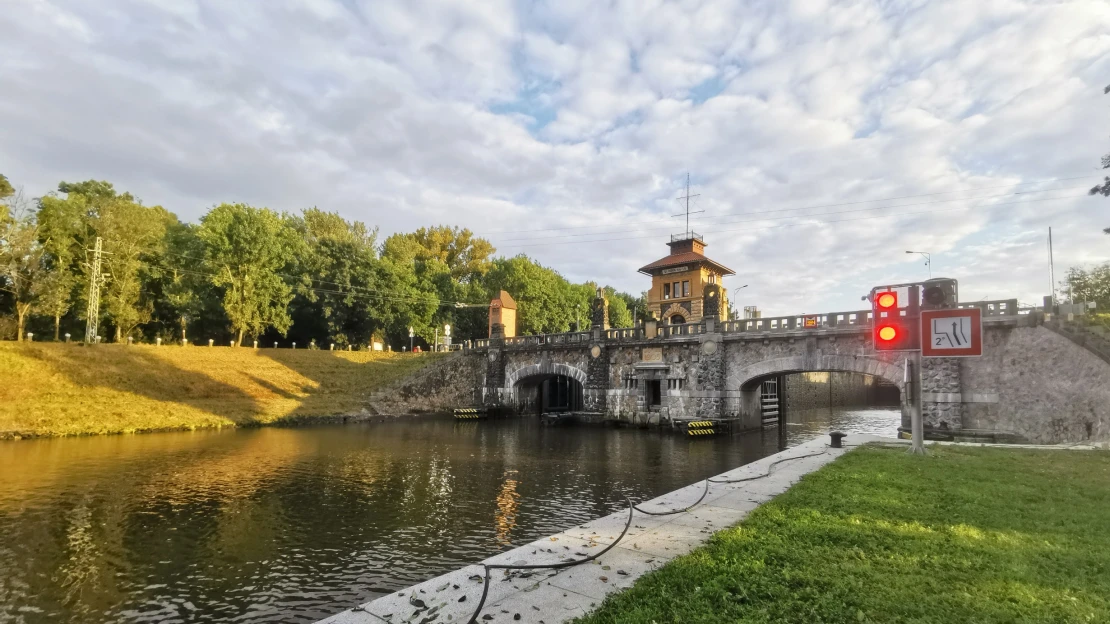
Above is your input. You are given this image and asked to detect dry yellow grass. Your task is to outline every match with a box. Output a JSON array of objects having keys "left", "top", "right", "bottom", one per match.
[{"left": 0, "top": 342, "right": 443, "bottom": 438}]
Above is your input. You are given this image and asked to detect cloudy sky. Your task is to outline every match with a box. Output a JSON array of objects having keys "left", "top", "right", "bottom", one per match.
[{"left": 2, "top": 0, "right": 1108, "bottom": 315}]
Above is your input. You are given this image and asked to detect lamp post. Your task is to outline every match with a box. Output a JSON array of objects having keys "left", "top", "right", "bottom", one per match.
[
  {"left": 408, "top": 326, "right": 414, "bottom": 352},
  {"left": 906, "top": 251, "right": 932, "bottom": 279}
]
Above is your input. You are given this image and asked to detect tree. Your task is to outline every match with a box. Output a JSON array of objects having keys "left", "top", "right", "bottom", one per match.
[
  {"left": 197, "top": 203, "right": 301, "bottom": 346},
  {"left": 382, "top": 226, "right": 495, "bottom": 283},
  {"left": 36, "top": 192, "right": 86, "bottom": 340},
  {"left": 0, "top": 182, "right": 47, "bottom": 341},
  {"left": 290, "top": 208, "right": 385, "bottom": 347},
  {"left": 1061, "top": 264, "right": 1110, "bottom": 310},
  {"left": 158, "top": 221, "right": 208, "bottom": 344},
  {"left": 1091, "top": 84, "right": 1110, "bottom": 234}
]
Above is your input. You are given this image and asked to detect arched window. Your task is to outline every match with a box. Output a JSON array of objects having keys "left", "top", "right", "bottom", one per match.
[{"left": 671, "top": 314, "right": 686, "bottom": 325}]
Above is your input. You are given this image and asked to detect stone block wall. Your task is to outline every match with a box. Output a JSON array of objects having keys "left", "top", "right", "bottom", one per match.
[{"left": 368, "top": 353, "right": 485, "bottom": 415}]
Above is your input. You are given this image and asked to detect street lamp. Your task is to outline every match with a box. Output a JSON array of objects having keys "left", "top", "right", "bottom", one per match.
[
  {"left": 408, "top": 326, "right": 414, "bottom": 352},
  {"left": 905, "top": 251, "right": 931, "bottom": 278}
]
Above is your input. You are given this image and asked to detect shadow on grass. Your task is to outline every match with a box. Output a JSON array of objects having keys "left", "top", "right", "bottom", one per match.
[
  {"left": 255, "top": 349, "right": 449, "bottom": 420},
  {"left": 17, "top": 344, "right": 261, "bottom": 425}
]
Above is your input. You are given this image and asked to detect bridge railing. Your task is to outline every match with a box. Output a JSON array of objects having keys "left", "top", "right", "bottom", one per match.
[
  {"left": 956, "top": 299, "right": 1020, "bottom": 316},
  {"left": 720, "top": 309, "right": 874, "bottom": 333},
  {"left": 462, "top": 300, "right": 1027, "bottom": 351}
]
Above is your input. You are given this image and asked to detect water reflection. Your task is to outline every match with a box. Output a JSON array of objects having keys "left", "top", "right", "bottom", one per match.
[{"left": 0, "top": 410, "right": 896, "bottom": 623}]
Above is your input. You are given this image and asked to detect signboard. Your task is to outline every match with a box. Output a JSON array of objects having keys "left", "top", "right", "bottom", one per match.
[
  {"left": 921, "top": 308, "right": 982, "bottom": 357},
  {"left": 641, "top": 347, "right": 663, "bottom": 362},
  {"left": 803, "top": 316, "right": 818, "bottom": 328},
  {"left": 661, "top": 266, "right": 689, "bottom": 275}
]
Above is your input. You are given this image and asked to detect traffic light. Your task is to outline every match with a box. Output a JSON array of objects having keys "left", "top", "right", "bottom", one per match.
[
  {"left": 871, "top": 289, "right": 918, "bottom": 351},
  {"left": 921, "top": 278, "right": 958, "bottom": 309}
]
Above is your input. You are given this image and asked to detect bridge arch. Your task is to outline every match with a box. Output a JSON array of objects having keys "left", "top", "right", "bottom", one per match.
[
  {"left": 505, "top": 362, "right": 587, "bottom": 414},
  {"left": 505, "top": 362, "right": 588, "bottom": 390},
  {"left": 732, "top": 355, "right": 905, "bottom": 391}
]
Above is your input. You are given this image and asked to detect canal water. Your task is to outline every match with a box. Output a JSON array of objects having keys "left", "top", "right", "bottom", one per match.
[{"left": 0, "top": 408, "right": 898, "bottom": 623}]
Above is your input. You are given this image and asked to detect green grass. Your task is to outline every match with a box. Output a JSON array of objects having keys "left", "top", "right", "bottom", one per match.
[
  {"left": 0, "top": 342, "right": 444, "bottom": 438},
  {"left": 576, "top": 445, "right": 1110, "bottom": 624}
]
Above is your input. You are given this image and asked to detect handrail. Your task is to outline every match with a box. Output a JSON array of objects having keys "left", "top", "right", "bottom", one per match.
[{"left": 464, "top": 300, "right": 1026, "bottom": 349}]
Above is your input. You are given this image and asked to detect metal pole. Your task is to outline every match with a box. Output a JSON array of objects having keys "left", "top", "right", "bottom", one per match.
[
  {"left": 85, "top": 237, "right": 103, "bottom": 345},
  {"left": 907, "top": 351, "right": 926, "bottom": 455},
  {"left": 1048, "top": 227, "right": 1056, "bottom": 304}
]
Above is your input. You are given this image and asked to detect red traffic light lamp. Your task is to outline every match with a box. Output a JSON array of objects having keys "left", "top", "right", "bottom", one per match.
[{"left": 871, "top": 288, "right": 918, "bottom": 351}]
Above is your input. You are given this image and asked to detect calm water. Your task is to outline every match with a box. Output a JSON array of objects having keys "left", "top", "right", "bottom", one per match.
[{"left": 0, "top": 408, "right": 898, "bottom": 623}]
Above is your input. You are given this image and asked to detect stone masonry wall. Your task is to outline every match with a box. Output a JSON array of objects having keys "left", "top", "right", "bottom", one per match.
[
  {"left": 368, "top": 353, "right": 485, "bottom": 415},
  {"left": 959, "top": 325, "right": 1110, "bottom": 444}
]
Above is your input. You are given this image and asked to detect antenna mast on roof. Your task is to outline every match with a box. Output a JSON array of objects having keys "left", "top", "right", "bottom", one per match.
[{"left": 672, "top": 172, "right": 704, "bottom": 238}]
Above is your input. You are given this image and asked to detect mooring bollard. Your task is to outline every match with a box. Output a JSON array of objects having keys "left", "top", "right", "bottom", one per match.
[
  {"left": 95, "top": 335, "right": 101, "bottom": 344},
  {"left": 156, "top": 337, "right": 162, "bottom": 346},
  {"left": 127, "top": 336, "right": 133, "bottom": 345},
  {"left": 292, "top": 342, "right": 296, "bottom": 350},
  {"left": 182, "top": 338, "right": 188, "bottom": 346},
  {"left": 208, "top": 339, "right": 214, "bottom": 347},
  {"left": 330, "top": 343, "right": 334, "bottom": 351},
  {"left": 253, "top": 340, "right": 258, "bottom": 349},
  {"left": 830, "top": 431, "right": 847, "bottom": 448},
  {"left": 347, "top": 345, "right": 352, "bottom": 351},
  {"left": 274, "top": 341, "right": 279, "bottom": 348},
  {"left": 65, "top": 333, "right": 71, "bottom": 343}
]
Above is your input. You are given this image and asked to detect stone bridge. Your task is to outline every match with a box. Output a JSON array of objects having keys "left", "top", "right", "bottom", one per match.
[{"left": 462, "top": 299, "right": 1110, "bottom": 444}]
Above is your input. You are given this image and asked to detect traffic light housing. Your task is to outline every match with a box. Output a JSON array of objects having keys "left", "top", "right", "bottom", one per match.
[
  {"left": 871, "top": 288, "right": 919, "bottom": 351},
  {"left": 921, "top": 278, "right": 958, "bottom": 310}
]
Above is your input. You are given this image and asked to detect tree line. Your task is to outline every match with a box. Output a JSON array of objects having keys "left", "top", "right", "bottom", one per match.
[{"left": 0, "top": 175, "right": 647, "bottom": 348}]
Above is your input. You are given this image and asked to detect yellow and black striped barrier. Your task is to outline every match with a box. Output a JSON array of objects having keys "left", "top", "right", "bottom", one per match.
[
  {"left": 687, "top": 421, "right": 717, "bottom": 436},
  {"left": 453, "top": 408, "right": 487, "bottom": 420}
]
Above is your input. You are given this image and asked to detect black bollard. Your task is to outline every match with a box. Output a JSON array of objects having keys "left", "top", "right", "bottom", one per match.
[{"left": 830, "top": 431, "right": 847, "bottom": 448}]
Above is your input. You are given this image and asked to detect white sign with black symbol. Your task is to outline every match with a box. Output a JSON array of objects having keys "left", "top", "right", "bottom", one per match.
[
  {"left": 929, "top": 316, "right": 973, "bottom": 349},
  {"left": 921, "top": 308, "right": 982, "bottom": 357}
]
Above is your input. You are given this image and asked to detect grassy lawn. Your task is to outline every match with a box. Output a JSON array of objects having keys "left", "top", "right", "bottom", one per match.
[
  {"left": 577, "top": 445, "right": 1110, "bottom": 624},
  {"left": 0, "top": 342, "right": 444, "bottom": 438}
]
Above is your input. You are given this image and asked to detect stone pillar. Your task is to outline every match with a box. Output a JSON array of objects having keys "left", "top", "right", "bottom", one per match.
[
  {"left": 703, "top": 284, "right": 723, "bottom": 321},
  {"left": 920, "top": 357, "right": 962, "bottom": 431},
  {"left": 484, "top": 323, "right": 508, "bottom": 408},
  {"left": 694, "top": 334, "right": 725, "bottom": 420},
  {"left": 591, "top": 287, "right": 610, "bottom": 330},
  {"left": 585, "top": 342, "right": 609, "bottom": 412}
]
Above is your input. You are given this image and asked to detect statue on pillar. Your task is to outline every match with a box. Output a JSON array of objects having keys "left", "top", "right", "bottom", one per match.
[{"left": 591, "top": 287, "right": 610, "bottom": 330}]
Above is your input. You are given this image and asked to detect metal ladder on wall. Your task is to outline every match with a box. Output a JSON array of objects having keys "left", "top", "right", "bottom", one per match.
[{"left": 760, "top": 379, "right": 780, "bottom": 426}]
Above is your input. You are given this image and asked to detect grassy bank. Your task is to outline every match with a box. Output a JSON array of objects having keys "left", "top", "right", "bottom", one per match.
[
  {"left": 0, "top": 342, "right": 444, "bottom": 438},
  {"left": 577, "top": 445, "right": 1110, "bottom": 624}
]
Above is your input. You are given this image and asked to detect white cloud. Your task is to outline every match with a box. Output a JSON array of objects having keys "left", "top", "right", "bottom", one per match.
[{"left": 0, "top": 0, "right": 1108, "bottom": 316}]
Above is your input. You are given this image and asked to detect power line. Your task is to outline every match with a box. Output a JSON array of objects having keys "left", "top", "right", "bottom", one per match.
[
  {"left": 492, "top": 183, "right": 1093, "bottom": 245},
  {"left": 481, "top": 173, "right": 1100, "bottom": 236},
  {"left": 500, "top": 193, "right": 1092, "bottom": 249}
]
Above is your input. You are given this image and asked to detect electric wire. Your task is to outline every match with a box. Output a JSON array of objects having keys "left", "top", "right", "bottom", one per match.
[
  {"left": 483, "top": 173, "right": 1101, "bottom": 236},
  {"left": 492, "top": 185, "right": 1093, "bottom": 244}
]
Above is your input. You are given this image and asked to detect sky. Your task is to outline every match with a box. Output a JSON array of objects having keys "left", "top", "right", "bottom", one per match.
[{"left": 1, "top": 0, "right": 1108, "bottom": 316}]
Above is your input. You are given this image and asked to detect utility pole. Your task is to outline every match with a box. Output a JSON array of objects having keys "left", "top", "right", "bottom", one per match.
[
  {"left": 672, "top": 172, "right": 704, "bottom": 238},
  {"left": 84, "top": 237, "right": 107, "bottom": 345},
  {"left": 1048, "top": 227, "right": 1056, "bottom": 304}
]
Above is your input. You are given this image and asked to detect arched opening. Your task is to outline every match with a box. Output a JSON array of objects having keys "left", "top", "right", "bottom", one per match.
[
  {"left": 670, "top": 315, "right": 686, "bottom": 324},
  {"left": 739, "top": 369, "right": 902, "bottom": 443},
  {"left": 513, "top": 374, "right": 584, "bottom": 415}
]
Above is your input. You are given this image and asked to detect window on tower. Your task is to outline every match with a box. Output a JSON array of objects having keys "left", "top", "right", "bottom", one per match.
[
  {"left": 682, "top": 280, "right": 690, "bottom": 296},
  {"left": 663, "top": 283, "right": 671, "bottom": 299},
  {"left": 673, "top": 281, "right": 680, "bottom": 297}
]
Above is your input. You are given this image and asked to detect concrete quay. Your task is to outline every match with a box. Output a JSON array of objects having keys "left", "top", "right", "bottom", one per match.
[{"left": 318, "top": 434, "right": 884, "bottom": 624}]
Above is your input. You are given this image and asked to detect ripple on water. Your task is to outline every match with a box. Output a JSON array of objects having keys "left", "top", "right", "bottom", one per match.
[{"left": 0, "top": 409, "right": 898, "bottom": 623}]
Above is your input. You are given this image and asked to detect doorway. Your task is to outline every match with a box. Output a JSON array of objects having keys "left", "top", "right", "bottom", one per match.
[{"left": 648, "top": 380, "right": 662, "bottom": 406}]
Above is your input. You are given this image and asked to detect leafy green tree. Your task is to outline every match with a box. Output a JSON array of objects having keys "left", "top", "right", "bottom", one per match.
[
  {"left": 482, "top": 255, "right": 582, "bottom": 334},
  {"left": 1061, "top": 264, "right": 1110, "bottom": 310},
  {"left": 197, "top": 203, "right": 302, "bottom": 346},
  {"left": 36, "top": 192, "right": 86, "bottom": 340},
  {"left": 157, "top": 221, "right": 209, "bottom": 343},
  {"left": 1091, "top": 84, "right": 1110, "bottom": 235},
  {"left": 290, "top": 209, "right": 384, "bottom": 347},
  {"left": 382, "top": 225, "right": 495, "bottom": 283},
  {"left": 604, "top": 287, "right": 634, "bottom": 328},
  {"left": 0, "top": 181, "right": 46, "bottom": 341}
]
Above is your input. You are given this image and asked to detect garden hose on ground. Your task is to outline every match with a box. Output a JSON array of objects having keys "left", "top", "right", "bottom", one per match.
[{"left": 463, "top": 446, "right": 833, "bottom": 623}]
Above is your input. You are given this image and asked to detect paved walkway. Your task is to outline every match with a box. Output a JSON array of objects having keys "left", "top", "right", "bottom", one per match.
[{"left": 319, "top": 434, "right": 884, "bottom": 624}]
